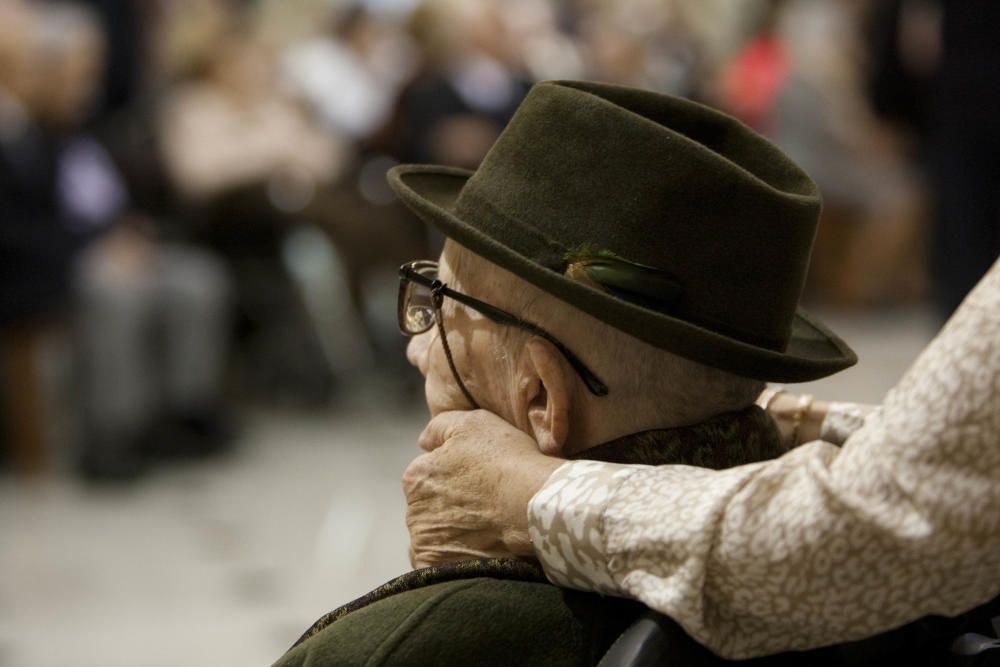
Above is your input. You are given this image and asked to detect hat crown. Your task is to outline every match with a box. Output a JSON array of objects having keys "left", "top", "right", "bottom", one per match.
[
  {"left": 453, "top": 80, "right": 821, "bottom": 351},
  {"left": 387, "top": 80, "right": 856, "bottom": 381}
]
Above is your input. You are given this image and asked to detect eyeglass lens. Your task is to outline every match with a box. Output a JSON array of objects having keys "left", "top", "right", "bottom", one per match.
[{"left": 402, "top": 264, "right": 438, "bottom": 334}]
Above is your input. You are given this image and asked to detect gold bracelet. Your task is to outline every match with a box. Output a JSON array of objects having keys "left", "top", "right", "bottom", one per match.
[{"left": 790, "top": 394, "right": 815, "bottom": 448}]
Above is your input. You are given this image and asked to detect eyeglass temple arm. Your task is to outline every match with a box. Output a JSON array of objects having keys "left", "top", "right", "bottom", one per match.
[
  {"left": 518, "top": 322, "right": 610, "bottom": 397},
  {"left": 435, "top": 283, "right": 609, "bottom": 397}
]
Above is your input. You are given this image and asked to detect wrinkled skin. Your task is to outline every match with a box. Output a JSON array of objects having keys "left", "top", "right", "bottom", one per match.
[
  {"left": 402, "top": 410, "right": 562, "bottom": 568},
  {"left": 404, "top": 244, "right": 512, "bottom": 420},
  {"left": 401, "top": 391, "right": 822, "bottom": 567}
]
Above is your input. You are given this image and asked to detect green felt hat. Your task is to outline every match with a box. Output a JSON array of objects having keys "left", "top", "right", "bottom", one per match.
[{"left": 388, "top": 80, "right": 856, "bottom": 382}]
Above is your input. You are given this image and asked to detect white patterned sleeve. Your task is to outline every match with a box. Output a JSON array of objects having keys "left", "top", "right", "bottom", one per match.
[
  {"left": 527, "top": 257, "right": 1000, "bottom": 660},
  {"left": 819, "top": 402, "right": 875, "bottom": 445}
]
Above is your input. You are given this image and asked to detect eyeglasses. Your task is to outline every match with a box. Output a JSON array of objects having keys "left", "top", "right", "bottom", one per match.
[{"left": 398, "top": 260, "right": 608, "bottom": 409}]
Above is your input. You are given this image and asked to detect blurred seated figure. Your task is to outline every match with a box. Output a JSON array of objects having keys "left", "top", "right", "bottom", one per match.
[
  {"left": 718, "top": 1, "right": 925, "bottom": 307},
  {"left": 0, "top": 0, "right": 78, "bottom": 329},
  {"left": 281, "top": 6, "right": 433, "bottom": 378},
  {"left": 0, "top": 0, "right": 57, "bottom": 474},
  {"left": 159, "top": 28, "right": 343, "bottom": 205},
  {"left": 394, "top": 0, "right": 530, "bottom": 169},
  {"left": 0, "top": 3, "right": 234, "bottom": 480},
  {"left": 160, "top": 14, "right": 438, "bottom": 395},
  {"left": 73, "top": 221, "right": 234, "bottom": 479},
  {"left": 282, "top": 6, "right": 412, "bottom": 144},
  {"left": 774, "top": 1, "right": 925, "bottom": 308},
  {"left": 274, "top": 82, "right": 861, "bottom": 665},
  {"left": 159, "top": 25, "right": 345, "bottom": 404}
]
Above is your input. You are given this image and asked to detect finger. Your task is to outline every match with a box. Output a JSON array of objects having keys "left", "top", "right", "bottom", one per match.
[
  {"left": 417, "top": 410, "right": 473, "bottom": 452},
  {"left": 418, "top": 409, "right": 508, "bottom": 452},
  {"left": 401, "top": 453, "right": 432, "bottom": 499}
]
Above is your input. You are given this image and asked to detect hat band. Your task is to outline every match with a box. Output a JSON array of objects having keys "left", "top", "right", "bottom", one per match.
[{"left": 454, "top": 188, "right": 569, "bottom": 270}]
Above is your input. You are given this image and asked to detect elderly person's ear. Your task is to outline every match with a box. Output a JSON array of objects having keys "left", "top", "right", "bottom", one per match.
[{"left": 520, "top": 338, "right": 572, "bottom": 456}]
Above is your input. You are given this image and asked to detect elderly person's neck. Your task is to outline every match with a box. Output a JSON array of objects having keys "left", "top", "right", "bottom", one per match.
[
  {"left": 509, "top": 335, "right": 759, "bottom": 457},
  {"left": 449, "top": 244, "right": 764, "bottom": 458}
]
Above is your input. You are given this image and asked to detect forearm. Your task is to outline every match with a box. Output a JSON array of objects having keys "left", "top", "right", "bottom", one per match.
[
  {"left": 529, "top": 258, "right": 1000, "bottom": 659},
  {"left": 532, "top": 433, "right": 1000, "bottom": 659}
]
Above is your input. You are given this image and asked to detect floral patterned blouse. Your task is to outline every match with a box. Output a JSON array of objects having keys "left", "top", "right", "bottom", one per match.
[{"left": 528, "top": 257, "right": 1000, "bottom": 660}]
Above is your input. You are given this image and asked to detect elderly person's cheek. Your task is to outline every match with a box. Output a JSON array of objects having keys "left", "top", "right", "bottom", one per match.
[
  {"left": 407, "top": 329, "right": 462, "bottom": 416},
  {"left": 406, "top": 331, "right": 433, "bottom": 377}
]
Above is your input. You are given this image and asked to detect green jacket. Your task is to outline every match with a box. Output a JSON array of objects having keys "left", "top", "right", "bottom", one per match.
[
  {"left": 275, "top": 408, "right": 794, "bottom": 666},
  {"left": 275, "top": 405, "right": 1000, "bottom": 666}
]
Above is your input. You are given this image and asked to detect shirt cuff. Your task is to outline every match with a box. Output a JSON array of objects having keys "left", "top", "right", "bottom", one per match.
[{"left": 527, "top": 459, "right": 647, "bottom": 595}]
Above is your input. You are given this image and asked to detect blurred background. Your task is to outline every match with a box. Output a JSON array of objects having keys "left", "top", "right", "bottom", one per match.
[{"left": 0, "top": 0, "right": 996, "bottom": 664}]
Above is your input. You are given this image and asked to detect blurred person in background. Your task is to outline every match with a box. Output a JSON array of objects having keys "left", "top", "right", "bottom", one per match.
[
  {"left": 159, "top": 22, "right": 343, "bottom": 205},
  {"left": 0, "top": 2, "right": 235, "bottom": 481},
  {"left": 158, "top": 15, "right": 342, "bottom": 404},
  {"left": 926, "top": 0, "right": 1000, "bottom": 321},
  {"left": 719, "top": 0, "right": 925, "bottom": 308},
  {"left": 576, "top": 1, "right": 698, "bottom": 95},
  {"left": 865, "top": 0, "right": 999, "bottom": 320},
  {"left": 282, "top": 5, "right": 413, "bottom": 143},
  {"left": 280, "top": 6, "right": 434, "bottom": 380},
  {"left": 391, "top": 0, "right": 531, "bottom": 169},
  {"left": 157, "top": 4, "right": 436, "bottom": 399},
  {"left": 0, "top": 0, "right": 59, "bottom": 474},
  {"left": 0, "top": 0, "right": 47, "bottom": 316}
]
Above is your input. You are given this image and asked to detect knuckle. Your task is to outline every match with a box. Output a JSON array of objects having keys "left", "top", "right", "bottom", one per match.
[
  {"left": 401, "top": 471, "right": 421, "bottom": 499},
  {"left": 402, "top": 457, "right": 428, "bottom": 488}
]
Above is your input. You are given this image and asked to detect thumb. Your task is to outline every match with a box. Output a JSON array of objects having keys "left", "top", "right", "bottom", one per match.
[{"left": 418, "top": 411, "right": 466, "bottom": 452}]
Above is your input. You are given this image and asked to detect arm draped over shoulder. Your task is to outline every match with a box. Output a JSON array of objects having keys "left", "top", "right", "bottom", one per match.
[{"left": 528, "top": 257, "right": 1000, "bottom": 660}]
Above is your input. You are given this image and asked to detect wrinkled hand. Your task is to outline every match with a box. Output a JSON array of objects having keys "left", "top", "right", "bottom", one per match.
[{"left": 402, "top": 410, "right": 564, "bottom": 568}]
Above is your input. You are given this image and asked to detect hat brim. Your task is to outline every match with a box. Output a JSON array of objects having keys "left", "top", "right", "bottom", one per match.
[{"left": 389, "top": 164, "right": 857, "bottom": 382}]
